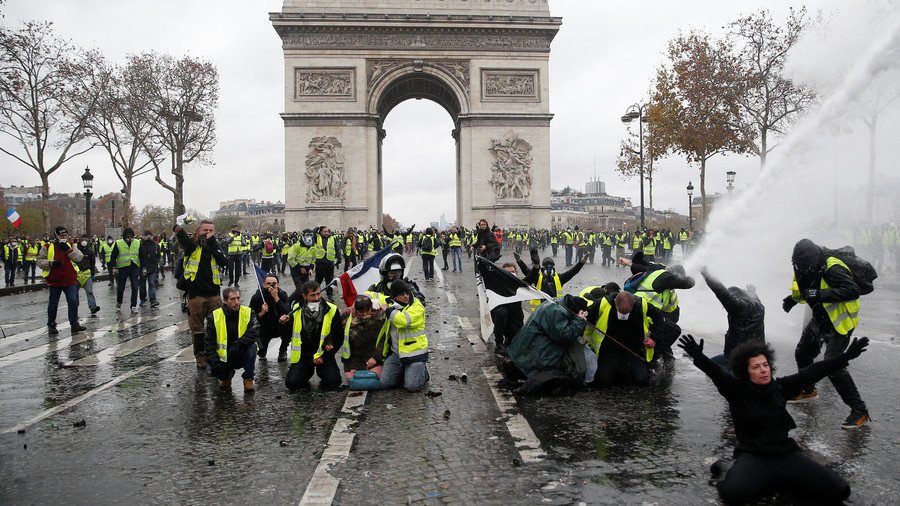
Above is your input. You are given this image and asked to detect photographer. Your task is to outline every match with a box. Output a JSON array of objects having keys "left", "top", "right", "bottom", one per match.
[{"left": 37, "top": 226, "right": 86, "bottom": 335}]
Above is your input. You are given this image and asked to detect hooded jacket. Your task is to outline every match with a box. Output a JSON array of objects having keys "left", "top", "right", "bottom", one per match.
[
  {"left": 702, "top": 271, "right": 765, "bottom": 357},
  {"left": 791, "top": 239, "right": 859, "bottom": 326}
]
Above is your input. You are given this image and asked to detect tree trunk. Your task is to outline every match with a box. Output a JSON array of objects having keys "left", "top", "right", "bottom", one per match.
[
  {"left": 699, "top": 158, "right": 707, "bottom": 227},
  {"left": 40, "top": 173, "right": 51, "bottom": 234},
  {"left": 122, "top": 177, "right": 132, "bottom": 227},
  {"left": 865, "top": 119, "right": 877, "bottom": 222},
  {"left": 759, "top": 128, "right": 768, "bottom": 168},
  {"left": 174, "top": 150, "right": 185, "bottom": 216}
]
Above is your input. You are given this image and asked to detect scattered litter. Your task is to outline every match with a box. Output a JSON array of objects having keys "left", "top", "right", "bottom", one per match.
[
  {"left": 279, "top": 440, "right": 289, "bottom": 447},
  {"left": 23, "top": 444, "right": 27, "bottom": 450},
  {"left": 386, "top": 404, "right": 395, "bottom": 410},
  {"left": 73, "top": 419, "right": 86, "bottom": 429},
  {"left": 207, "top": 459, "right": 215, "bottom": 466},
  {"left": 460, "top": 374, "right": 468, "bottom": 383},
  {"left": 443, "top": 409, "right": 451, "bottom": 420},
  {"left": 448, "top": 374, "right": 458, "bottom": 381},
  {"left": 426, "top": 390, "right": 442, "bottom": 397},
  {"left": 513, "top": 458, "right": 521, "bottom": 467},
  {"left": 17, "top": 429, "right": 25, "bottom": 435}
]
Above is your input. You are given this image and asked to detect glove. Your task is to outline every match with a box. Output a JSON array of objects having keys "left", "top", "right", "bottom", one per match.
[
  {"left": 49, "top": 260, "right": 61, "bottom": 268},
  {"left": 513, "top": 252, "right": 521, "bottom": 261},
  {"left": 802, "top": 289, "right": 820, "bottom": 303},
  {"left": 677, "top": 334, "right": 704, "bottom": 359},
  {"left": 782, "top": 296, "right": 797, "bottom": 313},
  {"left": 844, "top": 336, "right": 869, "bottom": 360},
  {"left": 529, "top": 247, "right": 540, "bottom": 265}
]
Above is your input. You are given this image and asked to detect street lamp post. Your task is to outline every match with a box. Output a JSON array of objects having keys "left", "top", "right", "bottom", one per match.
[
  {"left": 686, "top": 181, "right": 694, "bottom": 231},
  {"left": 726, "top": 170, "right": 736, "bottom": 192},
  {"left": 111, "top": 199, "right": 116, "bottom": 227},
  {"left": 621, "top": 103, "right": 648, "bottom": 229},
  {"left": 81, "top": 166, "right": 94, "bottom": 237}
]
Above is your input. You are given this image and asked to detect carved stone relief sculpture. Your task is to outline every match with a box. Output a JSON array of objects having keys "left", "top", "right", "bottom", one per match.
[
  {"left": 481, "top": 69, "right": 539, "bottom": 101},
  {"left": 305, "top": 136, "right": 347, "bottom": 203},
  {"left": 295, "top": 68, "right": 354, "bottom": 100},
  {"left": 488, "top": 131, "right": 533, "bottom": 200}
]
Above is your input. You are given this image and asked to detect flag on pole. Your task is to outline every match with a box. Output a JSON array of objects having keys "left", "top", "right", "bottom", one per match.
[
  {"left": 474, "top": 256, "right": 551, "bottom": 342},
  {"left": 6, "top": 208, "right": 21, "bottom": 229},
  {"left": 338, "top": 246, "right": 393, "bottom": 307}
]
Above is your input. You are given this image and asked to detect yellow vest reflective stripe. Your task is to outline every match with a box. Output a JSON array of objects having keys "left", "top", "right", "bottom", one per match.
[
  {"left": 386, "top": 298, "right": 428, "bottom": 359},
  {"left": 531, "top": 272, "right": 563, "bottom": 310},
  {"left": 183, "top": 246, "right": 221, "bottom": 286},
  {"left": 115, "top": 239, "right": 141, "bottom": 268},
  {"left": 227, "top": 234, "right": 243, "bottom": 254},
  {"left": 562, "top": 232, "right": 574, "bottom": 245},
  {"left": 632, "top": 236, "right": 642, "bottom": 249},
  {"left": 290, "top": 301, "right": 338, "bottom": 363},
  {"left": 25, "top": 244, "right": 39, "bottom": 261},
  {"left": 634, "top": 269, "right": 679, "bottom": 313},
  {"left": 341, "top": 314, "right": 390, "bottom": 361},
  {"left": 288, "top": 244, "right": 316, "bottom": 267},
  {"left": 448, "top": 235, "right": 462, "bottom": 247},
  {"left": 663, "top": 237, "right": 672, "bottom": 249},
  {"left": 642, "top": 239, "right": 657, "bottom": 256},
  {"left": 41, "top": 243, "right": 80, "bottom": 278},
  {"left": 790, "top": 257, "right": 860, "bottom": 335},
  {"left": 315, "top": 236, "right": 337, "bottom": 262},
  {"left": 679, "top": 231, "right": 689, "bottom": 241},
  {"left": 550, "top": 235, "right": 558, "bottom": 244},
  {"left": 212, "top": 306, "right": 251, "bottom": 363},
  {"left": 100, "top": 242, "right": 114, "bottom": 262},
  {"left": 585, "top": 297, "right": 653, "bottom": 361}
]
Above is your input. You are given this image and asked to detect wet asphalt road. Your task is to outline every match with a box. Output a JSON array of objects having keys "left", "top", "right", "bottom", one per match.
[{"left": 0, "top": 254, "right": 898, "bottom": 505}]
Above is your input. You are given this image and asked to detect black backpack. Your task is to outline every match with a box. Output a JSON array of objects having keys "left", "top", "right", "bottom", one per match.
[
  {"left": 823, "top": 246, "right": 877, "bottom": 295},
  {"left": 421, "top": 236, "right": 434, "bottom": 253}
]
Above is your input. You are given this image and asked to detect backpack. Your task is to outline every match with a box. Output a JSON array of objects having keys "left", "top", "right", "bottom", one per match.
[
  {"left": 264, "top": 240, "right": 275, "bottom": 254},
  {"left": 421, "top": 236, "right": 434, "bottom": 253},
  {"left": 623, "top": 272, "right": 650, "bottom": 294},
  {"left": 823, "top": 246, "right": 877, "bottom": 295},
  {"left": 348, "top": 370, "right": 381, "bottom": 391}
]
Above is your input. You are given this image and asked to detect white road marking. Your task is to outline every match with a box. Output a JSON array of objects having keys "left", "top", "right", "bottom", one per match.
[
  {"left": 482, "top": 367, "right": 546, "bottom": 463},
  {"left": 63, "top": 320, "right": 189, "bottom": 367},
  {"left": 435, "top": 265, "right": 445, "bottom": 286},
  {"left": 457, "top": 318, "right": 486, "bottom": 352},
  {"left": 299, "top": 391, "right": 367, "bottom": 505},
  {"left": 446, "top": 292, "right": 457, "bottom": 304},
  {"left": 167, "top": 346, "right": 197, "bottom": 363}
]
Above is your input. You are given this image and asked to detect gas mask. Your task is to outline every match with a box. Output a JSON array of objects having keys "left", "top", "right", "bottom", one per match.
[
  {"left": 301, "top": 234, "right": 314, "bottom": 247},
  {"left": 541, "top": 264, "right": 555, "bottom": 277}
]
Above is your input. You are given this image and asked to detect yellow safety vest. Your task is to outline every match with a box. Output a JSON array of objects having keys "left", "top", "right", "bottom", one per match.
[
  {"left": 642, "top": 239, "right": 657, "bottom": 256},
  {"left": 632, "top": 236, "right": 642, "bottom": 249},
  {"left": 791, "top": 257, "right": 860, "bottom": 336},
  {"left": 100, "top": 241, "right": 114, "bottom": 262},
  {"left": 41, "top": 243, "right": 80, "bottom": 279},
  {"left": 290, "top": 301, "right": 338, "bottom": 363},
  {"left": 227, "top": 234, "right": 243, "bottom": 254},
  {"left": 183, "top": 246, "right": 221, "bottom": 286},
  {"left": 339, "top": 314, "right": 390, "bottom": 361},
  {"left": 383, "top": 298, "right": 428, "bottom": 360},
  {"left": 212, "top": 306, "right": 251, "bottom": 363},
  {"left": 531, "top": 272, "right": 563, "bottom": 311},
  {"left": 315, "top": 236, "right": 337, "bottom": 262},
  {"left": 115, "top": 239, "right": 141, "bottom": 268},
  {"left": 25, "top": 244, "right": 39, "bottom": 261},
  {"left": 288, "top": 243, "right": 316, "bottom": 267},
  {"left": 634, "top": 269, "right": 679, "bottom": 313},
  {"left": 448, "top": 234, "right": 462, "bottom": 248},
  {"left": 584, "top": 297, "right": 653, "bottom": 361}
]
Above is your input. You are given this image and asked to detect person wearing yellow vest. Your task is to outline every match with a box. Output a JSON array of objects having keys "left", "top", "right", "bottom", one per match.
[
  {"left": 678, "top": 228, "right": 690, "bottom": 256},
  {"left": 75, "top": 233, "right": 101, "bottom": 315},
  {"left": 283, "top": 280, "right": 343, "bottom": 391},
  {"left": 448, "top": 226, "right": 464, "bottom": 272},
  {"left": 561, "top": 227, "right": 575, "bottom": 267},
  {"left": 783, "top": 238, "right": 869, "bottom": 428},
  {"left": 279, "top": 233, "right": 292, "bottom": 274},
  {"left": 288, "top": 229, "right": 317, "bottom": 289},
  {"left": 586, "top": 291, "right": 670, "bottom": 387},
  {"left": 517, "top": 255, "right": 586, "bottom": 311},
  {"left": 314, "top": 226, "right": 341, "bottom": 302},
  {"left": 205, "top": 287, "right": 259, "bottom": 391},
  {"left": 175, "top": 218, "right": 228, "bottom": 368},
  {"left": 109, "top": 227, "right": 142, "bottom": 313},
  {"left": 225, "top": 224, "right": 244, "bottom": 287},
  {"left": 37, "top": 226, "right": 87, "bottom": 335},
  {"left": 380, "top": 280, "right": 429, "bottom": 392},
  {"left": 3, "top": 237, "right": 22, "bottom": 287},
  {"left": 22, "top": 238, "right": 40, "bottom": 284},
  {"left": 622, "top": 251, "right": 695, "bottom": 324},
  {"left": 342, "top": 229, "right": 358, "bottom": 272},
  {"left": 99, "top": 236, "right": 115, "bottom": 286},
  {"left": 418, "top": 227, "right": 438, "bottom": 280}
]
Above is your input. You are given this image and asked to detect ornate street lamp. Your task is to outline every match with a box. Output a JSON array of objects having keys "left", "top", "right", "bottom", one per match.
[
  {"left": 81, "top": 166, "right": 94, "bottom": 237},
  {"left": 726, "top": 170, "right": 736, "bottom": 192},
  {"left": 621, "top": 103, "right": 648, "bottom": 229},
  {"left": 686, "top": 181, "right": 694, "bottom": 231}
]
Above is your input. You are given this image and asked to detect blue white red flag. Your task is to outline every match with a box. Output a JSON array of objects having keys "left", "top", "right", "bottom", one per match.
[
  {"left": 338, "top": 247, "right": 393, "bottom": 307},
  {"left": 6, "top": 208, "right": 21, "bottom": 229}
]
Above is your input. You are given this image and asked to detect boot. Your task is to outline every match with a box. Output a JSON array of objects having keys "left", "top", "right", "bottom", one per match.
[
  {"left": 193, "top": 333, "right": 207, "bottom": 369},
  {"left": 243, "top": 379, "right": 255, "bottom": 392}
]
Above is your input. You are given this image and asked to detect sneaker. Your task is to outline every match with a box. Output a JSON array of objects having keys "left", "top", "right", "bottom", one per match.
[
  {"left": 841, "top": 410, "right": 870, "bottom": 429},
  {"left": 116, "top": 303, "right": 122, "bottom": 311},
  {"left": 130, "top": 306, "right": 138, "bottom": 314},
  {"left": 48, "top": 323, "right": 59, "bottom": 335},
  {"left": 243, "top": 379, "right": 255, "bottom": 392},
  {"left": 710, "top": 459, "right": 729, "bottom": 478},
  {"left": 71, "top": 324, "right": 87, "bottom": 333},
  {"left": 90, "top": 305, "right": 101, "bottom": 314},
  {"left": 277, "top": 353, "right": 287, "bottom": 363},
  {"left": 786, "top": 389, "right": 818, "bottom": 403},
  {"left": 150, "top": 300, "right": 159, "bottom": 308}
]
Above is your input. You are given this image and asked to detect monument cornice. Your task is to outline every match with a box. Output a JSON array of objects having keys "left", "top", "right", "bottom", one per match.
[
  {"left": 270, "top": 11, "right": 562, "bottom": 28},
  {"left": 280, "top": 112, "right": 380, "bottom": 127},
  {"left": 458, "top": 113, "right": 554, "bottom": 127}
]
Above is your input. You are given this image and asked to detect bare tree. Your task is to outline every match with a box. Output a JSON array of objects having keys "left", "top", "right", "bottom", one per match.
[
  {"left": 0, "top": 22, "right": 107, "bottom": 232},
  {"left": 616, "top": 108, "right": 667, "bottom": 223},
  {"left": 855, "top": 71, "right": 900, "bottom": 221},
  {"left": 84, "top": 57, "right": 160, "bottom": 227},
  {"left": 132, "top": 53, "right": 218, "bottom": 215},
  {"left": 730, "top": 8, "right": 817, "bottom": 167}
]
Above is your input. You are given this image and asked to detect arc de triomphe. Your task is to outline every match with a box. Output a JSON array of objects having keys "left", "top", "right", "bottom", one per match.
[{"left": 271, "top": 0, "right": 560, "bottom": 230}]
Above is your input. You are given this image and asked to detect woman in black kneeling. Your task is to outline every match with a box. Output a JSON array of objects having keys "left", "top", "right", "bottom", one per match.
[{"left": 678, "top": 334, "right": 868, "bottom": 505}]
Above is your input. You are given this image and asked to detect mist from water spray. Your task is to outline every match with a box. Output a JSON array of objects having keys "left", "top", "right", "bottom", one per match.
[{"left": 676, "top": 7, "right": 900, "bottom": 342}]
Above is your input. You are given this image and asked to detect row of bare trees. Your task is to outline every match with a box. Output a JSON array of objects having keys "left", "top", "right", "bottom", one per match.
[
  {"left": 0, "top": 20, "right": 218, "bottom": 233},
  {"left": 616, "top": 8, "right": 816, "bottom": 222}
]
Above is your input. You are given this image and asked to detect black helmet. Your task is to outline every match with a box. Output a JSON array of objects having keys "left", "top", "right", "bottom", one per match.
[{"left": 379, "top": 253, "right": 406, "bottom": 274}]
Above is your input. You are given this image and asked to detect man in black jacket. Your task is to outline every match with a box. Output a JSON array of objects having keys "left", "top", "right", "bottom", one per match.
[
  {"left": 701, "top": 267, "right": 765, "bottom": 366},
  {"left": 620, "top": 251, "right": 695, "bottom": 323},
  {"left": 139, "top": 231, "right": 160, "bottom": 308},
  {"left": 249, "top": 273, "right": 290, "bottom": 362},
  {"left": 205, "top": 287, "right": 259, "bottom": 392},
  {"left": 679, "top": 334, "right": 866, "bottom": 505},
  {"left": 783, "top": 238, "right": 869, "bottom": 428},
  {"left": 283, "top": 281, "right": 343, "bottom": 391}
]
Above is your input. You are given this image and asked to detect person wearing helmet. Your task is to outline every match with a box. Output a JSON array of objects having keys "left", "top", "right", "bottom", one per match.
[
  {"left": 368, "top": 253, "right": 407, "bottom": 298},
  {"left": 515, "top": 247, "right": 586, "bottom": 311}
]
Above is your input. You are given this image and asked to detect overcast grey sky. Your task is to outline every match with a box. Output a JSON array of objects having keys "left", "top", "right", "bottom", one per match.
[{"left": 0, "top": 0, "right": 865, "bottom": 226}]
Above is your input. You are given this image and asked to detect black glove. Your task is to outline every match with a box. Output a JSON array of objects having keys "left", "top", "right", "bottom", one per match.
[
  {"left": 513, "top": 252, "right": 521, "bottom": 262},
  {"left": 844, "top": 336, "right": 869, "bottom": 360},
  {"left": 677, "top": 334, "right": 704, "bottom": 359},
  {"left": 49, "top": 260, "right": 61, "bottom": 269},
  {"left": 782, "top": 296, "right": 797, "bottom": 313},
  {"left": 802, "top": 288, "right": 820, "bottom": 303},
  {"left": 236, "top": 336, "right": 254, "bottom": 347},
  {"left": 529, "top": 247, "right": 540, "bottom": 265}
]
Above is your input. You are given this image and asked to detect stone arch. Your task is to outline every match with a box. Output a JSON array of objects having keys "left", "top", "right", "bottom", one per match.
[{"left": 367, "top": 63, "right": 470, "bottom": 121}]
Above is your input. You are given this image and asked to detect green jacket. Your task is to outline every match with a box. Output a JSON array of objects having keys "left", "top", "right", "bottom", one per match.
[{"left": 507, "top": 301, "right": 587, "bottom": 381}]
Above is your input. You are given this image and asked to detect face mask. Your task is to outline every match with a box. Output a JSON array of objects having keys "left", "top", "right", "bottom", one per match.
[
  {"left": 616, "top": 311, "right": 630, "bottom": 321},
  {"left": 80, "top": 241, "right": 88, "bottom": 247},
  {"left": 107, "top": 239, "right": 113, "bottom": 244},
  {"left": 10, "top": 242, "right": 17, "bottom": 248},
  {"left": 306, "top": 301, "right": 319, "bottom": 312},
  {"left": 542, "top": 267, "right": 554, "bottom": 277}
]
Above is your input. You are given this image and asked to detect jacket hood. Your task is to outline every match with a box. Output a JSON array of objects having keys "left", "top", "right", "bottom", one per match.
[{"left": 791, "top": 239, "right": 823, "bottom": 271}]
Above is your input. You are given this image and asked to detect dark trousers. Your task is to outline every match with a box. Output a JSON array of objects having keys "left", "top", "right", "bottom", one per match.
[
  {"left": 116, "top": 266, "right": 140, "bottom": 307},
  {"left": 285, "top": 358, "right": 341, "bottom": 390},
  {"left": 592, "top": 350, "right": 649, "bottom": 387},
  {"left": 139, "top": 269, "right": 158, "bottom": 304},
  {"left": 717, "top": 450, "right": 849, "bottom": 505},
  {"left": 343, "top": 253, "right": 357, "bottom": 272},
  {"left": 551, "top": 244, "right": 558, "bottom": 257},
  {"left": 280, "top": 254, "right": 288, "bottom": 274},
  {"left": 794, "top": 317, "right": 867, "bottom": 412},
  {"left": 290, "top": 265, "right": 311, "bottom": 292},
  {"left": 421, "top": 254, "right": 435, "bottom": 279},
  {"left": 315, "top": 261, "right": 335, "bottom": 300},
  {"left": 212, "top": 342, "right": 258, "bottom": 380},
  {"left": 564, "top": 245, "right": 573, "bottom": 266},
  {"left": 261, "top": 256, "right": 275, "bottom": 273},
  {"left": 258, "top": 327, "right": 290, "bottom": 358},
  {"left": 3, "top": 262, "right": 16, "bottom": 286},
  {"left": 441, "top": 248, "right": 449, "bottom": 269},
  {"left": 491, "top": 303, "right": 524, "bottom": 348},
  {"left": 47, "top": 284, "right": 79, "bottom": 326},
  {"left": 228, "top": 255, "right": 242, "bottom": 285},
  {"left": 22, "top": 261, "right": 36, "bottom": 283},
  {"left": 601, "top": 246, "right": 613, "bottom": 267}
]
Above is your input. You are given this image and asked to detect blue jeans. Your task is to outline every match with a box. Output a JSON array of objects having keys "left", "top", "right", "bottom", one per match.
[
  {"left": 140, "top": 270, "right": 158, "bottom": 304},
  {"left": 212, "top": 342, "right": 258, "bottom": 380},
  {"left": 564, "top": 245, "right": 573, "bottom": 266},
  {"left": 450, "top": 247, "right": 463, "bottom": 271},
  {"left": 117, "top": 266, "right": 140, "bottom": 307},
  {"left": 80, "top": 276, "right": 98, "bottom": 310},
  {"left": 380, "top": 353, "right": 429, "bottom": 392},
  {"left": 48, "top": 284, "right": 79, "bottom": 326}
]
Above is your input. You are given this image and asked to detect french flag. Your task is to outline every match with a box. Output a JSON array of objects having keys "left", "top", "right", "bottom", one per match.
[
  {"left": 338, "top": 246, "right": 393, "bottom": 307},
  {"left": 6, "top": 208, "right": 21, "bottom": 229}
]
